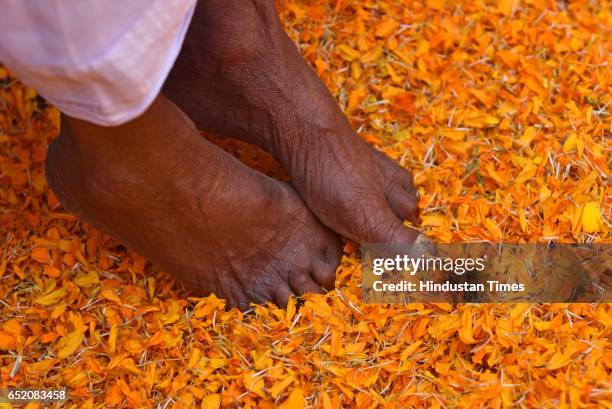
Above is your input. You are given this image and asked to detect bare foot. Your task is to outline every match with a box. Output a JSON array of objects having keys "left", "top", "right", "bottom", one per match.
[
  {"left": 164, "top": 0, "right": 420, "bottom": 245},
  {"left": 45, "top": 95, "right": 341, "bottom": 310}
]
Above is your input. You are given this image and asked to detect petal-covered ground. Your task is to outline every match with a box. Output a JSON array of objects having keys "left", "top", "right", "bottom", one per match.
[{"left": 0, "top": 0, "right": 610, "bottom": 408}]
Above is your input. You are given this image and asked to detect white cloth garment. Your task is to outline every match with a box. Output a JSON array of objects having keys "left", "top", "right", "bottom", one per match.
[{"left": 0, "top": 0, "right": 196, "bottom": 126}]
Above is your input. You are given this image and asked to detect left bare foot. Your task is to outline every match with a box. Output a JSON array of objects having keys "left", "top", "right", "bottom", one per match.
[{"left": 164, "top": 0, "right": 420, "bottom": 246}]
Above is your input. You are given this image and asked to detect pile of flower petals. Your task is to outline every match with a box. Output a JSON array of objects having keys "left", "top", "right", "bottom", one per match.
[{"left": 0, "top": 0, "right": 610, "bottom": 407}]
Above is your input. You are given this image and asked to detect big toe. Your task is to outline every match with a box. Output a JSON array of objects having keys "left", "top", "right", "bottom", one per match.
[
  {"left": 288, "top": 270, "right": 324, "bottom": 295},
  {"left": 291, "top": 232, "right": 341, "bottom": 295},
  {"left": 387, "top": 183, "right": 419, "bottom": 224},
  {"left": 278, "top": 219, "right": 341, "bottom": 304},
  {"left": 310, "top": 245, "right": 341, "bottom": 290},
  {"left": 372, "top": 150, "right": 420, "bottom": 222}
]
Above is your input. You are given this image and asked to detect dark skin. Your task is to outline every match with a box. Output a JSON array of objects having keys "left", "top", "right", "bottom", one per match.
[{"left": 45, "top": 0, "right": 420, "bottom": 309}]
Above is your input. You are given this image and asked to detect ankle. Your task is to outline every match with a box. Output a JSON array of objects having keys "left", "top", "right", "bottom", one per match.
[{"left": 45, "top": 130, "right": 87, "bottom": 215}]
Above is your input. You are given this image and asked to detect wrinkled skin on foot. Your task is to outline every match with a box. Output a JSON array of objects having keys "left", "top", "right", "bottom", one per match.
[
  {"left": 165, "top": 0, "right": 421, "bottom": 246},
  {"left": 45, "top": 96, "right": 341, "bottom": 310}
]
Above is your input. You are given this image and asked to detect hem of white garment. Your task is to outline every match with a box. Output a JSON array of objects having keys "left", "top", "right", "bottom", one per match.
[{"left": 47, "top": 1, "right": 196, "bottom": 127}]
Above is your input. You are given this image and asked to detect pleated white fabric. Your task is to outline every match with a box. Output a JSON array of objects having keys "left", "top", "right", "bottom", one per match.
[{"left": 0, "top": 0, "right": 196, "bottom": 126}]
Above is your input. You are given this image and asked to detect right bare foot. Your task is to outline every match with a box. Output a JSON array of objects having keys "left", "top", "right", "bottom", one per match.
[{"left": 45, "top": 96, "right": 341, "bottom": 310}]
